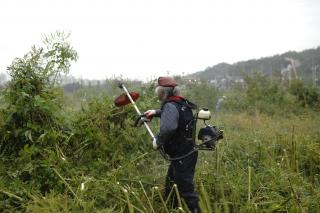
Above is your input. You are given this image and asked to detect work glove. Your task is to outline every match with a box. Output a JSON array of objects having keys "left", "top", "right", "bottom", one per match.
[
  {"left": 152, "top": 137, "right": 159, "bottom": 150},
  {"left": 144, "top": 109, "right": 156, "bottom": 120}
]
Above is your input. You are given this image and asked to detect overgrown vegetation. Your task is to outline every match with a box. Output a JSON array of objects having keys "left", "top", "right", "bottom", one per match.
[
  {"left": 223, "top": 72, "right": 320, "bottom": 115},
  {"left": 0, "top": 34, "right": 320, "bottom": 212}
]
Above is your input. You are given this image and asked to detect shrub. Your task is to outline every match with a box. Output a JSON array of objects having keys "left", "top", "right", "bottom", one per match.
[{"left": 0, "top": 32, "right": 78, "bottom": 211}]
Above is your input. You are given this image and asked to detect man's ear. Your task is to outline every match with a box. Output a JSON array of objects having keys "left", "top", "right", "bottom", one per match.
[
  {"left": 160, "top": 91, "right": 166, "bottom": 100},
  {"left": 158, "top": 91, "right": 163, "bottom": 99}
]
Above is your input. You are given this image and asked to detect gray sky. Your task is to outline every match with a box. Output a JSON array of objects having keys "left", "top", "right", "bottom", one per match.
[{"left": 0, "top": 0, "right": 319, "bottom": 81}]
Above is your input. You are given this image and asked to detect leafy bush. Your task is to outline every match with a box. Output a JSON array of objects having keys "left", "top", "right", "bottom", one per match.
[
  {"left": 67, "top": 96, "right": 151, "bottom": 168},
  {"left": 0, "top": 32, "right": 78, "bottom": 211},
  {"left": 0, "top": 32, "right": 77, "bottom": 155},
  {"left": 289, "top": 80, "right": 320, "bottom": 109}
]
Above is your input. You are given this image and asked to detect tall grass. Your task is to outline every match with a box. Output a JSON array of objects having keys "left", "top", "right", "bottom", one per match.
[{"left": 4, "top": 111, "right": 316, "bottom": 212}]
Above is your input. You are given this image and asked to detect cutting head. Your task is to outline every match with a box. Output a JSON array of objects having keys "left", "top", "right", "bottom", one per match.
[{"left": 114, "top": 92, "right": 140, "bottom": 107}]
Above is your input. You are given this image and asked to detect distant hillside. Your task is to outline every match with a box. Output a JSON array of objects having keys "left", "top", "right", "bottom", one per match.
[{"left": 190, "top": 46, "right": 320, "bottom": 82}]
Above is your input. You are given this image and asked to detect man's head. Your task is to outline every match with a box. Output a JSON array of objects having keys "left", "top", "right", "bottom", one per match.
[{"left": 155, "top": 77, "right": 180, "bottom": 103}]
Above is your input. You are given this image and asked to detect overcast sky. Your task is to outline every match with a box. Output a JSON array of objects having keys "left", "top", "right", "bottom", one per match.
[{"left": 0, "top": 0, "right": 319, "bottom": 81}]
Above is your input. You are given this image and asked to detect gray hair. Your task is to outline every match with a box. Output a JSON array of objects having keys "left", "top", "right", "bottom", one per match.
[{"left": 155, "top": 86, "right": 180, "bottom": 100}]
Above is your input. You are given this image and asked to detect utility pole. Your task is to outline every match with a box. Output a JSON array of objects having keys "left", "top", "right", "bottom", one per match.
[
  {"left": 312, "top": 65, "right": 319, "bottom": 87},
  {"left": 285, "top": 57, "right": 298, "bottom": 79},
  {"left": 270, "top": 64, "right": 273, "bottom": 84}
]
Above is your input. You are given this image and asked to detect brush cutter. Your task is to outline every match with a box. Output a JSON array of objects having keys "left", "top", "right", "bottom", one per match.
[{"left": 114, "top": 82, "right": 155, "bottom": 139}]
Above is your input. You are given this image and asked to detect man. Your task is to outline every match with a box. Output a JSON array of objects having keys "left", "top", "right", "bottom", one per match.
[
  {"left": 144, "top": 77, "right": 201, "bottom": 213},
  {"left": 215, "top": 95, "right": 226, "bottom": 113}
]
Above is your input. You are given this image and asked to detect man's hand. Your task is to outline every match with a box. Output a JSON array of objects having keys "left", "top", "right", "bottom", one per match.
[
  {"left": 152, "top": 137, "right": 159, "bottom": 150},
  {"left": 144, "top": 110, "right": 156, "bottom": 119}
]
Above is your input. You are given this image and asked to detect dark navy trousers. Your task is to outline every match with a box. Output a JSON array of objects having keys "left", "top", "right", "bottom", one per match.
[{"left": 164, "top": 151, "right": 201, "bottom": 213}]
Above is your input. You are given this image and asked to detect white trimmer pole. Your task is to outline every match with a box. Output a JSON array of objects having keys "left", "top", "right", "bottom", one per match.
[{"left": 120, "top": 84, "right": 155, "bottom": 139}]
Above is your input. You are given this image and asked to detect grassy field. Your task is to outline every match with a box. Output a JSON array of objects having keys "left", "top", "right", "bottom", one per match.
[
  {"left": 1, "top": 111, "right": 316, "bottom": 213},
  {"left": 196, "top": 112, "right": 320, "bottom": 212}
]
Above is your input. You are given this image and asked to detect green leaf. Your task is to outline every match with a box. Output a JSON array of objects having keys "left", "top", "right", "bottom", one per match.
[{"left": 24, "top": 130, "right": 33, "bottom": 142}]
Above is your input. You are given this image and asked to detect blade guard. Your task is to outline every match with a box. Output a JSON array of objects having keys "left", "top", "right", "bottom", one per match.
[{"left": 114, "top": 92, "right": 140, "bottom": 107}]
